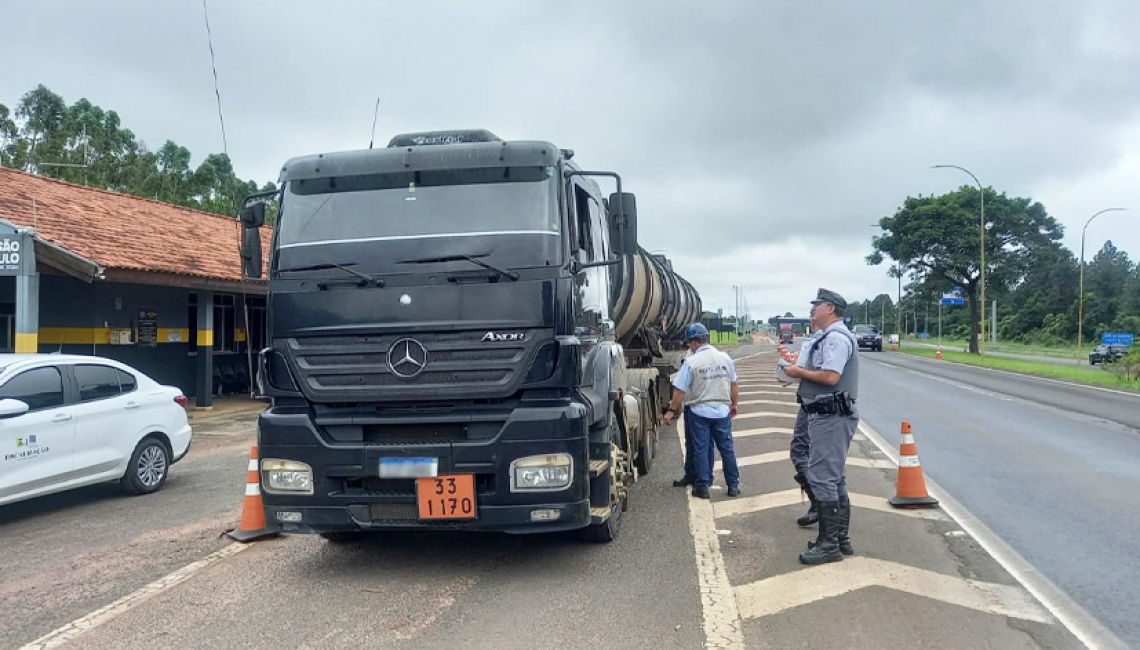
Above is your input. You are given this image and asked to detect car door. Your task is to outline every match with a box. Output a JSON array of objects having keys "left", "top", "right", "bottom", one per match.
[
  {"left": 69, "top": 363, "right": 134, "bottom": 480},
  {"left": 0, "top": 365, "right": 76, "bottom": 503}
]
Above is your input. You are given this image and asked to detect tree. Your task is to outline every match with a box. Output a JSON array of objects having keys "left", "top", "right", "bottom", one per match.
[
  {"left": 1, "top": 84, "right": 269, "bottom": 219},
  {"left": 1083, "top": 240, "right": 1133, "bottom": 329},
  {"left": 15, "top": 85, "right": 67, "bottom": 171},
  {"left": 868, "top": 186, "right": 1064, "bottom": 353}
]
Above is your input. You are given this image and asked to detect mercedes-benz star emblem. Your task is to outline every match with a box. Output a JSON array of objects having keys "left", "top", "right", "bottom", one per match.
[{"left": 388, "top": 338, "right": 428, "bottom": 379}]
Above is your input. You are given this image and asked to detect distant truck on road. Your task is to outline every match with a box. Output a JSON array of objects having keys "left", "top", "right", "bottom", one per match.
[{"left": 778, "top": 323, "right": 795, "bottom": 344}]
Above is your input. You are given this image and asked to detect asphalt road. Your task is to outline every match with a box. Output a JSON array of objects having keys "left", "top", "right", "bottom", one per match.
[
  {"left": 0, "top": 343, "right": 1119, "bottom": 650},
  {"left": 858, "top": 350, "right": 1140, "bottom": 647}
]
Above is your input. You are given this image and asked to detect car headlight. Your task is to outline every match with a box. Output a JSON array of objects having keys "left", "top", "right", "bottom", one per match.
[
  {"left": 262, "top": 459, "right": 314, "bottom": 494},
  {"left": 510, "top": 453, "right": 573, "bottom": 492}
]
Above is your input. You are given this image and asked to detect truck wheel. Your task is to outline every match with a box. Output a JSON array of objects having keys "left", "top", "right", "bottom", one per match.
[
  {"left": 635, "top": 422, "right": 656, "bottom": 475},
  {"left": 581, "top": 441, "right": 628, "bottom": 543}
]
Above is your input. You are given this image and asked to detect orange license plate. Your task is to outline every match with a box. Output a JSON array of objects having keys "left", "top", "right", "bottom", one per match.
[{"left": 416, "top": 475, "right": 477, "bottom": 520}]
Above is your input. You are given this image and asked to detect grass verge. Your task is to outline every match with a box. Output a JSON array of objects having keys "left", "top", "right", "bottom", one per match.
[
  {"left": 925, "top": 338, "right": 1080, "bottom": 360},
  {"left": 893, "top": 346, "right": 1140, "bottom": 390}
]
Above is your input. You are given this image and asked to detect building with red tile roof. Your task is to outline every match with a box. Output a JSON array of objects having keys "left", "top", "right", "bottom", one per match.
[{"left": 0, "top": 166, "right": 271, "bottom": 402}]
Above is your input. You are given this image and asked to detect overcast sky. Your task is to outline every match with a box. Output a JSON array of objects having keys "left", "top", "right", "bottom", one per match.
[{"left": 4, "top": 1, "right": 1140, "bottom": 323}]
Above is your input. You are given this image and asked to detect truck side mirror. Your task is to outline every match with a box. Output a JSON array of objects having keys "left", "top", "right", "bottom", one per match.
[
  {"left": 239, "top": 202, "right": 266, "bottom": 229},
  {"left": 608, "top": 192, "right": 638, "bottom": 255},
  {"left": 241, "top": 227, "right": 263, "bottom": 279}
]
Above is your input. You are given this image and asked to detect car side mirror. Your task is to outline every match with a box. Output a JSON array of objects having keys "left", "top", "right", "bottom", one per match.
[
  {"left": 0, "top": 398, "right": 30, "bottom": 419},
  {"left": 607, "top": 192, "right": 638, "bottom": 255}
]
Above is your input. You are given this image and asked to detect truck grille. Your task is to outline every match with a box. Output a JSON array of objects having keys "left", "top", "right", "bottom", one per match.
[{"left": 283, "top": 330, "right": 545, "bottom": 402}]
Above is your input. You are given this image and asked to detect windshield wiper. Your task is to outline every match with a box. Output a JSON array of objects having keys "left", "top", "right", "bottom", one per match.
[
  {"left": 276, "top": 261, "right": 385, "bottom": 287},
  {"left": 398, "top": 254, "right": 519, "bottom": 281}
]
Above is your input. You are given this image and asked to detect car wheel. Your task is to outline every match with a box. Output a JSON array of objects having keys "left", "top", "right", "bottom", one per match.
[{"left": 121, "top": 436, "right": 171, "bottom": 495}]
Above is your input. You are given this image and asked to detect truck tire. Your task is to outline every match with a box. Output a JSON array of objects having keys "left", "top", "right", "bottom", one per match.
[
  {"left": 634, "top": 422, "right": 656, "bottom": 476},
  {"left": 582, "top": 417, "right": 628, "bottom": 543}
]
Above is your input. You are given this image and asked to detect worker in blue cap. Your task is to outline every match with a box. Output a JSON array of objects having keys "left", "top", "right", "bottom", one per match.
[{"left": 663, "top": 323, "right": 741, "bottom": 499}]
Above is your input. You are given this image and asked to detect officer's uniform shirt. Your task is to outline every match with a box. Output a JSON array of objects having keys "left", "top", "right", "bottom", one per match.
[
  {"left": 673, "top": 344, "right": 738, "bottom": 418},
  {"left": 809, "top": 321, "right": 856, "bottom": 377}
]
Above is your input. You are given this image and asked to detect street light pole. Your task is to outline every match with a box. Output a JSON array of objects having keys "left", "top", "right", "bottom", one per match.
[
  {"left": 1077, "top": 208, "right": 1127, "bottom": 363},
  {"left": 933, "top": 164, "right": 986, "bottom": 357}
]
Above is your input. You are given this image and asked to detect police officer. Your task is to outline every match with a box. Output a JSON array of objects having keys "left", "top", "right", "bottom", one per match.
[
  {"left": 663, "top": 323, "right": 741, "bottom": 499},
  {"left": 782, "top": 329, "right": 822, "bottom": 528},
  {"left": 780, "top": 289, "right": 859, "bottom": 564}
]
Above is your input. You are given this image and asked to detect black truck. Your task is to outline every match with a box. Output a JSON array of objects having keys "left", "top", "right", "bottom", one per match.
[{"left": 238, "top": 130, "right": 701, "bottom": 542}]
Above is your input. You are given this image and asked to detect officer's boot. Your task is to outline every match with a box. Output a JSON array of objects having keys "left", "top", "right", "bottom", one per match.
[
  {"left": 808, "top": 495, "right": 853, "bottom": 555},
  {"left": 799, "top": 501, "right": 843, "bottom": 565},
  {"left": 793, "top": 472, "right": 819, "bottom": 527}
]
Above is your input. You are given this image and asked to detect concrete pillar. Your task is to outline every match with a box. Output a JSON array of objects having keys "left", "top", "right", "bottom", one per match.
[
  {"left": 15, "top": 272, "right": 39, "bottom": 353},
  {"left": 196, "top": 290, "right": 214, "bottom": 407}
]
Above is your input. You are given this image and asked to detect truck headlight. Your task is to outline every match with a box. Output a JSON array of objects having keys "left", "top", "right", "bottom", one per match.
[
  {"left": 262, "top": 459, "right": 314, "bottom": 494},
  {"left": 511, "top": 453, "right": 573, "bottom": 491}
]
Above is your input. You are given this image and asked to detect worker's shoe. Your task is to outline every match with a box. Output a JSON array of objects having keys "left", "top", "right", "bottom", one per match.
[
  {"left": 799, "top": 502, "right": 844, "bottom": 565},
  {"left": 793, "top": 472, "right": 819, "bottom": 527},
  {"left": 673, "top": 476, "right": 695, "bottom": 488},
  {"left": 808, "top": 495, "right": 853, "bottom": 555},
  {"left": 691, "top": 485, "right": 711, "bottom": 499},
  {"left": 726, "top": 486, "right": 741, "bottom": 498}
]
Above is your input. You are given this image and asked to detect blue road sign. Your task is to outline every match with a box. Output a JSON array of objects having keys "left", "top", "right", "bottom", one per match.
[
  {"left": 1102, "top": 332, "right": 1134, "bottom": 346},
  {"left": 941, "top": 287, "right": 964, "bottom": 306}
]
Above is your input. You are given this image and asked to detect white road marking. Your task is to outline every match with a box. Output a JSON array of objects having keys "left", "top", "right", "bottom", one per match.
[
  {"left": 713, "top": 453, "right": 891, "bottom": 471},
  {"left": 677, "top": 418, "right": 745, "bottom": 650},
  {"left": 737, "top": 399, "right": 798, "bottom": 408},
  {"left": 734, "top": 556, "right": 1053, "bottom": 624},
  {"left": 18, "top": 542, "right": 250, "bottom": 650},
  {"left": 739, "top": 390, "right": 794, "bottom": 397},
  {"left": 733, "top": 427, "right": 793, "bottom": 439},
  {"left": 859, "top": 421, "right": 1129, "bottom": 650},
  {"left": 713, "top": 489, "right": 948, "bottom": 521},
  {"left": 734, "top": 411, "right": 797, "bottom": 421}
]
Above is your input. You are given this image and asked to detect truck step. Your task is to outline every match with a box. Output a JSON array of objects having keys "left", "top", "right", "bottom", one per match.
[
  {"left": 588, "top": 459, "right": 611, "bottom": 478},
  {"left": 590, "top": 507, "right": 612, "bottom": 524}
]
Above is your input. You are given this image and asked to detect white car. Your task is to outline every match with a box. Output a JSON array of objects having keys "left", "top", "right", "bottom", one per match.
[{"left": 0, "top": 354, "right": 193, "bottom": 507}]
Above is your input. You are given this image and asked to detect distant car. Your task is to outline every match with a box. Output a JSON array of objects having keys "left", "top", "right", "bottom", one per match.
[
  {"left": 852, "top": 324, "right": 883, "bottom": 351},
  {"left": 1089, "top": 344, "right": 1129, "bottom": 365},
  {"left": 0, "top": 354, "right": 192, "bottom": 507}
]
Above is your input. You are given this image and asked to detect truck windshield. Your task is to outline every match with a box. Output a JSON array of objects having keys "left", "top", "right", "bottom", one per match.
[{"left": 277, "top": 166, "right": 560, "bottom": 251}]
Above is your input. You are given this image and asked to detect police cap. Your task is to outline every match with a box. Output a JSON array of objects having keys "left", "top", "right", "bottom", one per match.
[{"left": 810, "top": 288, "right": 847, "bottom": 310}]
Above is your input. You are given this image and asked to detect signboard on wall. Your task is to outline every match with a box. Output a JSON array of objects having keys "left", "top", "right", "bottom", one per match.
[
  {"left": 136, "top": 309, "right": 158, "bottom": 347},
  {"left": 0, "top": 222, "right": 34, "bottom": 277}
]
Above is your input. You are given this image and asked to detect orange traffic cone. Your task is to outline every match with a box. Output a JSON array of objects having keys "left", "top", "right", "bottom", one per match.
[
  {"left": 889, "top": 422, "right": 939, "bottom": 508},
  {"left": 936, "top": 345, "right": 943, "bottom": 360},
  {"left": 226, "top": 445, "right": 279, "bottom": 542}
]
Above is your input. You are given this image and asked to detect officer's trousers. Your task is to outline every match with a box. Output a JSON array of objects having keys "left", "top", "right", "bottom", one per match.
[
  {"left": 689, "top": 412, "right": 740, "bottom": 489},
  {"left": 789, "top": 408, "right": 810, "bottom": 474},
  {"left": 805, "top": 411, "right": 859, "bottom": 502},
  {"left": 681, "top": 407, "right": 697, "bottom": 480}
]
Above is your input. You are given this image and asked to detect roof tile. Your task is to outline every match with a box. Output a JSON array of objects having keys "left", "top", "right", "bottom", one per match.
[{"left": 0, "top": 166, "right": 271, "bottom": 282}]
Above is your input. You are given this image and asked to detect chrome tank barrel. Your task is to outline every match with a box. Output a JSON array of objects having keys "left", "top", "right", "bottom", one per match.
[{"left": 611, "top": 247, "right": 703, "bottom": 346}]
